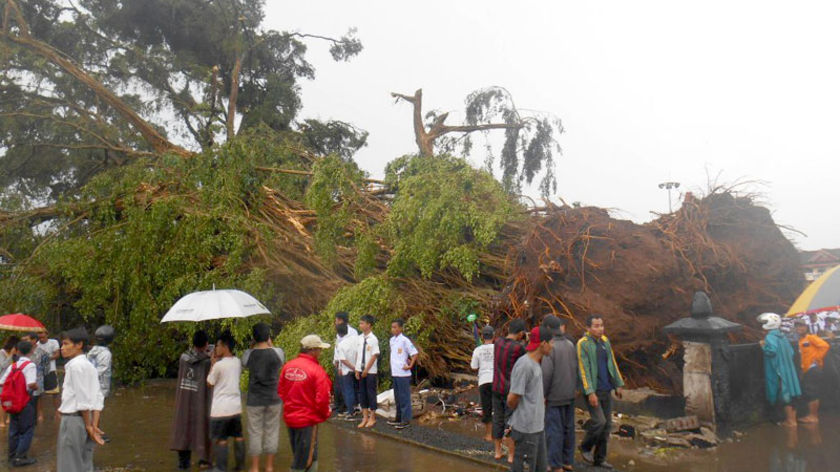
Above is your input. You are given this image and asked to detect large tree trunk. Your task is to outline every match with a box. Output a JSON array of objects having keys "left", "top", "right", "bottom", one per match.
[
  {"left": 2, "top": 0, "right": 192, "bottom": 157},
  {"left": 226, "top": 55, "right": 243, "bottom": 141},
  {"left": 392, "top": 88, "right": 523, "bottom": 157}
]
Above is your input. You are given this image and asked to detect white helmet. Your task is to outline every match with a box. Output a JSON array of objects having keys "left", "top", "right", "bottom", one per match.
[{"left": 757, "top": 312, "right": 781, "bottom": 331}]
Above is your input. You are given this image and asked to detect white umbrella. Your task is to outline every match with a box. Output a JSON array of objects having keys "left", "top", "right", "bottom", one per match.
[{"left": 161, "top": 288, "right": 270, "bottom": 322}]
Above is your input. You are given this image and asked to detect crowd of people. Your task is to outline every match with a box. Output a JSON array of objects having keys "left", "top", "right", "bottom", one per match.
[
  {"left": 168, "top": 312, "right": 622, "bottom": 472},
  {"left": 171, "top": 314, "right": 422, "bottom": 472},
  {"left": 471, "top": 314, "right": 624, "bottom": 472},
  {"left": 760, "top": 311, "right": 837, "bottom": 427},
  {"left": 0, "top": 326, "right": 113, "bottom": 470}
]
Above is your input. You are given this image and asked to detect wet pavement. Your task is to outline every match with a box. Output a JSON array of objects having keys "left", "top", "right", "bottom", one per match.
[
  {"left": 440, "top": 407, "right": 840, "bottom": 472},
  {"left": 0, "top": 380, "right": 488, "bottom": 471},
  {"left": 2, "top": 379, "right": 839, "bottom": 471}
]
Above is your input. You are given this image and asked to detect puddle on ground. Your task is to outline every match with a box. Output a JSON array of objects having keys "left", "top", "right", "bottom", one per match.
[
  {"left": 3, "top": 379, "right": 838, "bottom": 472},
  {"left": 439, "top": 406, "right": 840, "bottom": 472},
  {"left": 0, "top": 380, "right": 487, "bottom": 471}
]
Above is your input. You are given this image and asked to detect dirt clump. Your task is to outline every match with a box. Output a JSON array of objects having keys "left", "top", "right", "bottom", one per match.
[{"left": 494, "top": 192, "right": 804, "bottom": 392}]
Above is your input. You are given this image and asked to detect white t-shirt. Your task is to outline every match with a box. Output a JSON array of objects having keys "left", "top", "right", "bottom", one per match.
[
  {"left": 0, "top": 356, "right": 37, "bottom": 388},
  {"left": 39, "top": 339, "right": 60, "bottom": 373},
  {"left": 354, "top": 332, "right": 380, "bottom": 374},
  {"left": 389, "top": 334, "right": 418, "bottom": 378},
  {"left": 471, "top": 343, "right": 495, "bottom": 386},
  {"left": 336, "top": 334, "right": 359, "bottom": 376},
  {"left": 334, "top": 325, "right": 359, "bottom": 363},
  {"left": 207, "top": 356, "right": 242, "bottom": 418}
]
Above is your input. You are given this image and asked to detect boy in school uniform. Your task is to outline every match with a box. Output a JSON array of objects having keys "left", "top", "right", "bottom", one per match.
[
  {"left": 56, "top": 328, "right": 105, "bottom": 471},
  {"left": 207, "top": 331, "right": 245, "bottom": 472},
  {"left": 335, "top": 325, "right": 360, "bottom": 421},
  {"left": 388, "top": 319, "right": 418, "bottom": 430},
  {"left": 1, "top": 340, "right": 39, "bottom": 467},
  {"left": 354, "top": 315, "right": 380, "bottom": 428},
  {"left": 333, "top": 312, "right": 358, "bottom": 414},
  {"left": 471, "top": 325, "right": 495, "bottom": 442}
]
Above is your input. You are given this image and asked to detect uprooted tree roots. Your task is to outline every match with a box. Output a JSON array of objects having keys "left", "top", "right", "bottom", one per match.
[
  {"left": 493, "top": 192, "right": 804, "bottom": 392},
  {"left": 0, "top": 147, "right": 805, "bottom": 391}
]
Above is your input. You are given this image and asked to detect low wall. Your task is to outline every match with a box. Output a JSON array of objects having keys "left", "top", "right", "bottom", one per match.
[{"left": 723, "top": 338, "right": 840, "bottom": 426}]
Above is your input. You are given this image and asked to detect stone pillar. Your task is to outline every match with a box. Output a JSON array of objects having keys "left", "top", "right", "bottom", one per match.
[
  {"left": 682, "top": 341, "right": 714, "bottom": 422},
  {"left": 663, "top": 291, "right": 741, "bottom": 428}
]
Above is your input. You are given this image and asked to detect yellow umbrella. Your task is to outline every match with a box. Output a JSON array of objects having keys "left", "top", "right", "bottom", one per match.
[{"left": 786, "top": 264, "right": 840, "bottom": 317}]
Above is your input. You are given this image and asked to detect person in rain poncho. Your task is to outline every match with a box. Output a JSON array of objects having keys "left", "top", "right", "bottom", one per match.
[
  {"left": 88, "top": 325, "right": 114, "bottom": 442},
  {"left": 758, "top": 313, "right": 801, "bottom": 427},
  {"left": 170, "top": 330, "right": 213, "bottom": 470},
  {"left": 87, "top": 326, "right": 114, "bottom": 399}
]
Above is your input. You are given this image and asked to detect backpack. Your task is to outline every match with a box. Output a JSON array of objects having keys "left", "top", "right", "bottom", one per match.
[{"left": 1, "top": 361, "right": 32, "bottom": 414}]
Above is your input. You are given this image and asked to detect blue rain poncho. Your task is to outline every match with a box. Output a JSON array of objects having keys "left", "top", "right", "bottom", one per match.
[{"left": 762, "top": 329, "right": 801, "bottom": 405}]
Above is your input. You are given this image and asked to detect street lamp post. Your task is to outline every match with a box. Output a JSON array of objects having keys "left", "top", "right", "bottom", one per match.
[{"left": 658, "top": 181, "right": 681, "bottom": 213}]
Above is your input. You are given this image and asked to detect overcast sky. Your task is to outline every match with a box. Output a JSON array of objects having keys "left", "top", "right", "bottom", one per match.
[{"left": 267, "top": 1, "right": 839, "bottom": 250}]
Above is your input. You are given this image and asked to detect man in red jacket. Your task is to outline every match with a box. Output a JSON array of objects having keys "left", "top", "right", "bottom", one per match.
[{"left": 278, "top": 335, "right": 332, "bottom": 472}]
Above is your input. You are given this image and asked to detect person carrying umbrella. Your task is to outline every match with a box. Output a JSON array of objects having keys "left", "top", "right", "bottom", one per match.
[{"left": 278, "top": 335, "right": 332, "bottom": 472}]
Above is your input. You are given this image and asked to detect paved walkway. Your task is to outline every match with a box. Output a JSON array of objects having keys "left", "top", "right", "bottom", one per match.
[{"left": 329, "top": 415, "right": 621, "bottom": 471}]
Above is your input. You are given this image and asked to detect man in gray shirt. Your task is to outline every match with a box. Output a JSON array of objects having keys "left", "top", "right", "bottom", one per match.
[
  {"left": 507, "top": 326, "right": 553, "bottom": 472},
  {"left": 541, "top": 316, "right": 577, "bottom": 472}
]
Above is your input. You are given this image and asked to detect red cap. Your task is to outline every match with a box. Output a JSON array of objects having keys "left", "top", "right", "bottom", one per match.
[{"left": 525, "top": 326, "right": 541, "bottom": 352}]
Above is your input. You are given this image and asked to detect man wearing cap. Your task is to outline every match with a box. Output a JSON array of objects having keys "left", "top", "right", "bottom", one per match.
[
  {"left": 278, "top": 335, "right": 332, "bottom": 472},
  {"left": 507, "top": 326, "right": 553, "bottom": 472},
  {"left": 577, "top": 314, "right": 624, "bottom": 469},
  {"left": 470, "top": 325, "right": 496, "bottom": 441},
  {"left": 492, "top": 319, "right": 527, "bottom": 462},
  {"left": 541, "top": 316, "right": 577, "bottom": 472}
]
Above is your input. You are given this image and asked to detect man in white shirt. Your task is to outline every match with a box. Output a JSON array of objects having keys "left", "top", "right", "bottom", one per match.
[
  {"left": 207, "top": 331, "right": 244, "bottom": 472},
  {"left": 57, "top": 328, "right": 105, "bottom": 472},
  {"left": 0, "top": 340, "right": 39, "bottom": 467},
  {"left": 388, "top": 319, "right": 418, "bottom": 430},
  {"left": 335, "top": 326, "right": 359, "bottom": 420},
  {"left": 470, "top": 325, "right": 495, "bottom": 441},
  {"left": 354, "top": 315, "right": 380, "bottom": 428},
  {"left": 333, "top": 312, "right": 358, "bottom": 415}
]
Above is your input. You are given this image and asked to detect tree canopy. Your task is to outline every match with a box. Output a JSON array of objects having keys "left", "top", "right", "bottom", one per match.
[{"left": 0, "top": 0, "right": 364, "bottom": 200}]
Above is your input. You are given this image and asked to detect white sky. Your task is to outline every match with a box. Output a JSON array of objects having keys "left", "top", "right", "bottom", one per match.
[{"left": 267, "top": 1, "right": 839, "bottom": 250}]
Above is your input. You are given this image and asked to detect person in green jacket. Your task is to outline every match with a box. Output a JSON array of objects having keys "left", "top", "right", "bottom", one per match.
[{"left": 577, "top": 314, "right": 624, "bottom": 469}]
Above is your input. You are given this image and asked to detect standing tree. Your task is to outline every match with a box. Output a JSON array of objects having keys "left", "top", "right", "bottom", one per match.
[
  {"left": 0, "top": 0, "right": 363, "bottom": 200},
  {"left": 391, "top": 87, "right": 563, "bottom": 196}
]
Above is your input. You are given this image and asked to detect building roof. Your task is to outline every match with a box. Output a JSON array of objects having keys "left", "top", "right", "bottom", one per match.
[{"left": 801, "top": 248, "right": 840, "bottom": 267}]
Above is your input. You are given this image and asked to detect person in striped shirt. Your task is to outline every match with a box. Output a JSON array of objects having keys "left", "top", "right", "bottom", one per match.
[{"left": 491, "top": 318, "right": 527, "bottom": 463}]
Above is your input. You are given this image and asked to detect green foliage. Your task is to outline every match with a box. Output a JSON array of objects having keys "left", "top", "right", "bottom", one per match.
[
  {"left": 1, "top": 0, "right": 362, "bottom": 200},
  {"left": 0, "top": 130, "right": 307, "bottom": 383},
  {"left": 461, "top": 87, "right": 563, "bottom": 196},
  {"left": 274, "top": 275, "right": 419, "bottom": 392},
  {"left": 304, "top": 155, "right": 367, "bottom": 266},
  {"left": 384, "top": 155, "right": 515, "bottom": 280}
]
